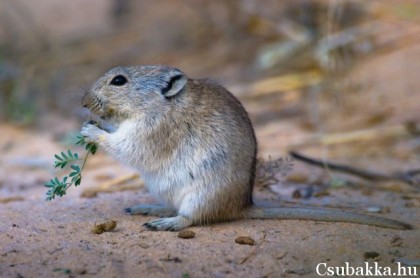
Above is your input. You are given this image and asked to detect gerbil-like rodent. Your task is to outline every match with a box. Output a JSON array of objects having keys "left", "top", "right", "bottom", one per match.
[{"left": 81, "top": 65, "right": 412, "bottom": 231}]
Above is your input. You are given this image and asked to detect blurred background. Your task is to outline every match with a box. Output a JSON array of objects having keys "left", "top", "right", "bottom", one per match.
[
  {"left": 0, "top": 0, "right": 419, "bottom": 195},
  {"left": 1, "top": 1, "right": 420, "bottom": 276}
]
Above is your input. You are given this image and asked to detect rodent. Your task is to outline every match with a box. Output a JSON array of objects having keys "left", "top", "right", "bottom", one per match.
[{"left": 81, "top": 65, "right": 412, "bottom": 231}]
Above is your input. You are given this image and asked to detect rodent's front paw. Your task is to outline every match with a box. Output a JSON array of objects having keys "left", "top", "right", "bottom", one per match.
[{"left": 81, "top": 121, "right": 106, "bottom": 143}]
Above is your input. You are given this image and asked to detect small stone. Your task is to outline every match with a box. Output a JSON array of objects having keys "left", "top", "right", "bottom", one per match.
[
  {"left": 235, "top": 236, "right": 255, "bottom": 246},
  {"left": 138, "top": 242, "right": 150, "bottom": 249},
  {"left": 274, "top": 251, "right": 287, "bottom": 260},
  {"left": 292, "top": 190, "right": 302, "bottom": 199},
  {"left": 80, "top": 190, "right": 98, "bottom": 198},
  {"left": 177, "top": 230, "right": 195, "bottom": 239},
  {"left": 74, "top": 268, "right": 87, "bottom": 275},
  {"left": 364, "top": 251, "right": 380, "bottom": 260}
]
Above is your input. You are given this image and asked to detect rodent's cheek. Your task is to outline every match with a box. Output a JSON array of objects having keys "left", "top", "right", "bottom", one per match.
[
  {"left": 136, "top": 93, "right": 160, "bottom": 106},
  {"left": 108, "top": 85, "right": 129, "bottom": 94}
]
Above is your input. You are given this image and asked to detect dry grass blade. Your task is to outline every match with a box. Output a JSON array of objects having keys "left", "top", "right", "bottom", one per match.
[
  {"left": 289, "top": 151, "right": 419, "bottom": 186},
  {"left": 80, "top": 173, "right": 142, "bottom": 198}
]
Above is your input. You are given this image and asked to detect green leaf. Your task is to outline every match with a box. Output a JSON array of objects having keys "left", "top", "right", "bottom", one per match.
[
  {"left": 75, "top": 135, "right": 86, "bottom": 146},
  {"left": 61, "top": 151, "right": 68, "bottom": 160},
  {"left": 60, "top": 162, "right": 68, "bottom": 169},
  {"left": 70, "top": 165, "right": 80, "bottom": 172},
  {"left": 86, "top": 143, "right": 98, "bottom": 155},
  {"left": 46, "top": 133, "right": 99, "bottom": 201},
  {"left": 75, "top": 177, "right": 82, "bottom": 186},
  {"left": 44, "top": 179, "right": 55, "bottom": 188},
  {"left": 70, "top": 176, "right": 77, "bottom": 183},
  {"left": 69, "top": 171, "right": 78, "bottom": 177}
]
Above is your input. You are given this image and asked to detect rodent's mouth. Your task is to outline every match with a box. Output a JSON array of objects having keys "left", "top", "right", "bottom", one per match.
[
  {"left": 89, "top": 109, "right": 114, "bottom": 125},
  {"left": 81, "top": 93, "right": 126, "bottom": 127},
  {"left": 82, "top": 93, "right": 110, "bottom": 118}
]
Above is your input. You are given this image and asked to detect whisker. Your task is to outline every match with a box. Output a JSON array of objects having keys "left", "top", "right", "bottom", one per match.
[
  {"left": 62, "top": 93, "right": 84, "bottom": 103},
  {"left": 59, "top": 89, "right": 85, "bottom": 107},
  {"left": 76, "top": 85, "right": 89, "bottom": 95},
  {"left": 75, "top": 70, "right": 91, "bottom": 93}
]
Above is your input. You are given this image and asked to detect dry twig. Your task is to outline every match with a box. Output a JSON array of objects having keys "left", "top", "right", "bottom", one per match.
[
  {"left": 289, "top": 151, "right": 419, "bottom": 186},
  {"left": 80, "top": 173, "right": 142, "bottom": 198}
]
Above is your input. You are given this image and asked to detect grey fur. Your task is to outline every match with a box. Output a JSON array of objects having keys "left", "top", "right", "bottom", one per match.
[{"left": 81, "top": 65, "right": 412, "bottom": 231}]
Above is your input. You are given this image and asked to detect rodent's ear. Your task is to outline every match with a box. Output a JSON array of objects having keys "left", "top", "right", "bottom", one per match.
[{"left": 161, "top": 74, "right": 187, "bottom": 98}]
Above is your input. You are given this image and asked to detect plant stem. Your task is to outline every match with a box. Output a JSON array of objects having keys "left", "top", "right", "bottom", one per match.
[{"left": 66, "top": 151, "right": 91, "bottom": 190}]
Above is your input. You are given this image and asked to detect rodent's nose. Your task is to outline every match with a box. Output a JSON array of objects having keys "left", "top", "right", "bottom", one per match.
[{"left": 81, "top": 95, "right": 89, "bottom": 108}]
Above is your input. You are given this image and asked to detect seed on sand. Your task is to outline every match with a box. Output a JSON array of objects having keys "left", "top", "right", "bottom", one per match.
[{"left": 91, "top": 220, "right": 117, "bottom": 234}]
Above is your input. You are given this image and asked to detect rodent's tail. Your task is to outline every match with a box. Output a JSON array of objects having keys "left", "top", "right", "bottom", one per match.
[{"left": 245, "top": 206, "right": 413, "bottom": 230}]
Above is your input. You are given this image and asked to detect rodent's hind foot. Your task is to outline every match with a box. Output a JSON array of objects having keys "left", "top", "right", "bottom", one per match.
[
  {"left": 143, "top": 215, "right": 193, "bottom": 231},
  {"left": 124, "top": 204, "right": 176, "bottom": 217}
]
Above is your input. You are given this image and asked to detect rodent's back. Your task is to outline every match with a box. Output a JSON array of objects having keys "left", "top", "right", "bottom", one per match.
[{"left": 167, "top": 79, "right": 258, "bottom": 221}]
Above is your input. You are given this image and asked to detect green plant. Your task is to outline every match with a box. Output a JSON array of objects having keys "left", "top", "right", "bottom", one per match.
[{"left": 45, "top": 135, "right": 98, "bottom": 200}]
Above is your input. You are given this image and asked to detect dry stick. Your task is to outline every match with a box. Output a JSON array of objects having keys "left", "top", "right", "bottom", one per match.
[
  {"left": 289, "top": 151, "right": 419, "bottom": 186},
  {"left": 0, "top": 196, "right": 24, "bottom": 204},
  {"left": 96, "top": 173, "right": 140, "bottom": 189},
  {"left": 80, "top": 173, "right": 142, "bottom": 198}
]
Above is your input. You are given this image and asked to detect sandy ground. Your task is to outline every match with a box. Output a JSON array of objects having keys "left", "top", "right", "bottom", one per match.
[
  {"left": 1, "top": 194, "right": 418, "bottom": 278},
  {"left": 0, "top": 119, "right": 419, "bottom": 278}
]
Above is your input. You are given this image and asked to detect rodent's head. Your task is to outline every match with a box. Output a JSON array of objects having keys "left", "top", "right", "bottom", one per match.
[{"left": 82, "top": 65, "right": 188, "bottom": 124}]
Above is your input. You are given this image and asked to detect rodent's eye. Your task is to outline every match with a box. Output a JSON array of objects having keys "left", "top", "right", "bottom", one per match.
[{"left": 110, "top": 75, "right": 128, "bottom": 86}]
